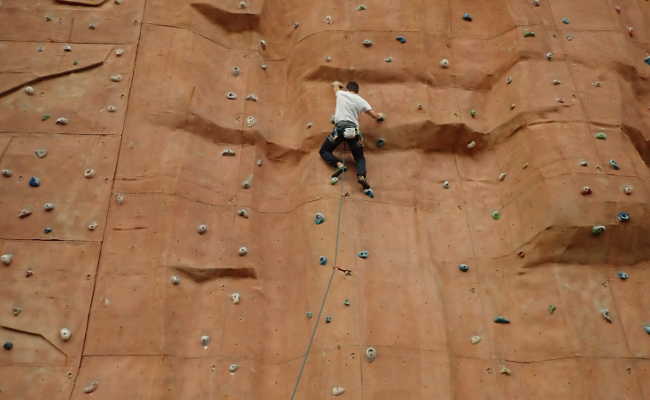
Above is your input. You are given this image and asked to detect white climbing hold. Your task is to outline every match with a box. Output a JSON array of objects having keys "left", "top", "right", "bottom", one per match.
[
  {"left": 89, "top": 23, "right": 97, "bottom": 30},
  {"left": 592, "top": 81, "right": 601, "bottom": 88},
  {"left": 623, "top": 185, "right": 633, "bottom": 195},
  {"left": 498, "top": 172, "right": 507, "bottom": 181},
  {"left": 43, "top": 202, "right": 55, "bottom": 211},
  {"left": 110, "top": 74, "right": 123, "bottom": 83},
  {"left": 362, "top": 39, "right": 373, "bottom": 47},
  {"left": 56, "top": 117, "right": 69, "bottom": 125},
  {"left": 260, "top": 64, "right": 268, "bottom": 70},
  {"left": 229, "top": 364, "right": 239, "bottom": 373},
  {"left": 12, "top": 307, "right": 22, "bottom": 317},
  {"left": 365, "top": 347, "right": 377, "bottom": 362},
  {"left": 552, "top": 79, "right": 561, "bottom": 85},
  {"left": 260, "top": 40, "right": 267, "bottom": 49},
  {"left": 332, "top": 386, "right": 345, "bottom": 396},
  {"left": 242, "top": 175, "right": 253, "bottom": 189},
  {"left": 83, "top": 381, "right": 99, "bottom": 394},
  {"left": 170, "top": 276, "right": 181, "bottom": 285},
  {"left": 232, "top": 66, "right": 241, "bottom": 77},
  {"left": 34, "top": 149, "right": 48, "bottom": 158},
  {"left": 115, "top": 48, "right": 125, "bottom": 56},
  {"left": 115, "top": 193, "right": 125, "bottom": 204},
  {"left": 439, "top": 58, "right": 450, "bottom": 68},
  {"left": 237, "top": 208, "right": 249, "bottom": 218},
  {"left": 324, "top": 16, "right": 333, "bottom": 24},
  {"left": 24, "top": 86, "right": 35, "bottom": 96},
  {"left": 63, "top": 44, "right": 72, "bottom": 52},
  {"left": 417, "top": 104, "right": 424, "bottom": 110},
  {"left": 245, "top": 94, "right": 258, "bottom": 102},
  {"left": 533, "top": 0, "right": 540, "bottom": 6},
  {"left": 197, "top": 224, "right": 208, "bottom": 234},
  {"left": 384, "top": 57, "right": 393, "bottom": 63},
  {"left": 556, "top": 97, "right": 565, "bottom": 104},
  {"left": 246, "top": 116, "right": 256, "bottom": 128},
  {"left": 601, "top": 309, "right": 613, "bottom": 323},
  {"left": 107, "top": 105, "right": 117, "bottom": 113},
  {"left": 579, "top": 160, "right": 588, "bottom": 167},
  {"left": 256, "top": 159, "right": 263, "bottom": 166},
  {"left": 471, "top": 335, "right": 481, "bottom": 344},
  {"left": 60, "top": 328, "right": 72, "bottom": 341},
  {"left": 231, "top": 292, "right": 241, "bottom": 304},
  {"left": 506, "top": 76, "right": 513, "bottom": 85},
  {"left": 88, "top": 222, "right": 98, "bottom": 231},
  {"left": 226, "top": 92, "right": 238, "bottom": 100},
  {"left": 239, "top": 1, "right": 247, "bottom": 8},
  {"left": 330, "top": 176, "right": 339, "bottom": 185},
  {"left": 200, "top": 335, "right": 211, "bottom": 347},
  {"left": 306, "top": 122, "right": 313, "bottom": 129},
  {"left": 84, "top": 168, "right": 96, "bottom": 178},
  {"left": 1, "top": 254, "right": 13, "bottom": 266},
  {"left": 18, "top": 209, "right": 32, "bottom": 219},
  {"left": 238, "top": 246, "right": 249, "bottom": 256},
  {"left": 222, "top": 148, "right": 236, "bottom": 156},
  {"left": 545, "top": 52, "right": 554, "bottom": 61},
  {"left": 325, "top": 56, "right": 332, "bottom": 62},
  {"left": 500, "top": 366, "right": 512, "bottom": 376},
  {"left": 467, "top": 140, "right": 477, "bottom": 149},
  {"left": 442, "top": 180, "right": 450, "bottom": 189},
  {"left": 1, "top": 169, "right": 12, "bottom": 177}
]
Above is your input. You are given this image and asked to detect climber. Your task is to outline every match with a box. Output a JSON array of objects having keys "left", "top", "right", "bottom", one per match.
[{"left": 319, "top": 80, "right": 384, "bottom": 197}]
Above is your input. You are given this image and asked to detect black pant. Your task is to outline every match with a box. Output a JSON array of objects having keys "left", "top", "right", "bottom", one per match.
[{"left": 319, "top": 121, "right": 367, "bottom": 177}]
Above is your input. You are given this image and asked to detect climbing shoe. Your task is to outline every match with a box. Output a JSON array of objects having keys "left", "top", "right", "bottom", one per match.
[
  {"left": 331, "top": 165, "right": 347, "bottom": 179},
  {"left": 363, "top": 188, "right": 375, "bottom": 198},
  {"left": 357, "top": 176, "right": 371, "bottom": 190}
]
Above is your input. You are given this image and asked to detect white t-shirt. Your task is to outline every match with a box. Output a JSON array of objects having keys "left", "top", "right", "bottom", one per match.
[{"left": 334, "top": 90, "right": 372, "bottom": 126}]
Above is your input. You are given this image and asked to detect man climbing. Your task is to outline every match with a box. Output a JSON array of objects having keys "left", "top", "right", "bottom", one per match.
[{"left": 319, "top": 80, "right": 384, "bottom": 198}]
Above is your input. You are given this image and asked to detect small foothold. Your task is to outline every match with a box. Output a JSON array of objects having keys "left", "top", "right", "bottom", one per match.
[
  {"left": 18, "top": 209, "right": 32, "bottom": 219},
  {"left": 581, "top": 186, "right": 592, "bottom": 195},
  {"left": 561, "top": 17, "right": 570, "bottom": 24},
  {"left": 238, "top": 246, "right": 248, "bottom": 256},
  {"left": 384, "top": 57, "right": 393, "bottom": 63},
  {"left": 306, "top": 122, "right": 313, "bottom": 129},
  {"left": 498, "top": 172, "right": 507, "bottom": 181},
  {"left": 500, "top": 366, "right": 512, "bottom": 376},
  {"left": 226, "top": 92, "right": 238, "bottom": 100},
  {"left": 556, "top": 97, "right": 565, "bottom": 104},
  {"left": 1, "top": 169, "right": 12, "bottom": 177},
  {"left": 293, "top": 22, "right": 300, "bottom": 29},
  {"left": 594, "top": 132, "right": 608, "bottom": 140},
  {"left": 306, "top": 312, "right": 313, "bottom": 319},
  {"left": 618, "top": 272, "right": 630, "bottom": 280},
  {"left": 462, "top": 13, "right": 472, "bottom": 21},
  {"left": 494, "top": 316, "right": 510, "bottom": 324},
  {"left": 545, "top": 52, "right": 554, "bottom": 61},
  {"left": 510, "top": 104, "right": 516, "bottom": 110},
  {"left": 56, "top": 117, "right": 69, "bottom": 125},
  {"left": 170, "top": 276, "right": 181, "bottom": 285},
  {"left": 506, "top": 76, "right": 513, "bottom": 84},
  {"left": 37, "top": 46, "right": 44, "bottom": 52},
  {"left": 469, "top": 109, "right": 477, "bottom": 118},
  {"left": 228, "top": 364, "right": 239, "bottom": 373},
  {"left": 115, "top": 194, "right": 125, "bottom": 204},
  {"left": 627, "top": 26, "right": 634, "bottom": 36},
  {"left": 458, "top": 264, "right": 470, "bottom": 272},
  {"left": 63, "top": 44, "right": 72, "bottom": 52},
  {"left": 471, "top": 336, "right": 481, "bottom": 344},
  {"left": 324, "top": 16, "right": 333, "bottom": 24},
  {"left": 608, "top": 160, "right": 620, "bottom": 170},
  {"left": 343, "top": 298, "right": 351, "bottom": 306},
  {"left": 89, "top": 23, "right": 97, "bottom": 30},
  {"left": 548, "top": 304, "right": 557, "bottom": 314},
  {"left": 84, "top": 168, "right": 96, "bottom": 178},
  {"left": 88, "top": 222, "right": 98, "bottom": 231},
  {"left": 114, "top": 0, "right": 123, "bottom": 4},
  {"left": 256, "top": 159, "right": 263, "bottom": 167},
  {"left": 362, "top": 39, "right": 373, "bottom": 47},
  {"left": 365, "top": 347, "right": 377, "bottom": 362},
  {"left": 1, "top": 254, "right": 13, "bottom": 266},
  {"left": 319, "top": 256, "right": 328, "bottom": 266},
  {"left": 41, "top": 114, "right": 51, "bottom": 121},
  {"left": 201, "top": 335, "right": 210, "bottom": 347},
  {"left": 232, "top": 66, "right": 241, "bottom": 77},
  {"left": 242, "top": 175, "right": 253, "bottom": 189},
  {"left": 12, "top": 307, "right": 22, "bottom": 316},
  {"left": 332, "top": 386, "right": 345, "bottom": 396},
  {"left": 376, "top": 138, "right": 385, "bottom": 148},
  {"left": 467, "top": 140, "right": 477, "bottom": 149},
  {"left": 83, "top": 381, "right": 99, "bottom": 394},
  {"left": 644, "top": 324, "right": 650, "bottom": 335},
  {"left": 24, "top": 86, "right": 35, "bottom": 96},
  {"left": 237, "top": 209, "right": 249, "bottom": 218},
  {"left": 260, "top": 64, "right": 268, "bottom": 70},
  {"left": 579, "top": 160, "right": 588, "bottom": 167},
  {"left": 615, "top": 6, "right": 622, "bottom": 13},
  {"left": 325, "top": 316, "right": 333, "bottom": 323},
  {"left": 110, "top": 74, "right": 123, "bottom": 82},
  {"left": 115, "top": 48, "right": 125, "bottom": 56},
  {"left": 259, "top": 40, "right": 267, "bottom": 49},
  {"left": 222, "top": 148, "right": 236, "bottom": 156},
  {"left": 533, "top": 0, "right": 540, "bottom": 6},
  {"left": 592, "top": 225, "right": 606, "bottom": 236},
  {"left": 245, "top": 94, "right": 258, "bottom": 102},
  {"left": 3, "top": 342, "right": 13, "bottom": 351},
  {"left": 592, "top": 81, "right": 601, "bottom": 88},
  {"left": 442, "top": 180, "right": 450, "bottom": 189},
  {"left": 197, "top": 224, "right": 208, "bottom": 234},
  {"left": 623, "top": 185, "right": 633, "bottom": 195},
  {"left": 231, "top": 292, "right": 241, "bottom": 304},
  {"left": 29, "top": 176, "right": 41, "bottom": 187},
  {"left": 396, "top": 36, "right": 407, "bottom": 44},
  {"left": 25, "top": 269, "right": 33, "bottom": 277},
  {"left": 246, "top": 116, "right": 256, "bottom": 128},
  {"left": 566, "top": 34, "right": 574, "bottom": 41},
  {"left": 314, "top": 212, "right": 326, "bottom": 225},
  {"left": 417, "top": 104, "right": 424, "bottom": 110},
  {"left": 60, "top": 328, "right": 72, "bottom": 341},
  {"left": 357, "top": 4, "right": 367, "bottom": 11},
  {"left": 601, "top": 309, "right": 613, "bottom": 323},
  {"left": 523, "top": 30, "right": 536, "bottom": 38},
  {"left": 107, "top": 105, "right": 117, "bottom": 113},
  {"left": 517, "top": 250, "right": 526, "bottom": 258},
  {"left": 44, "top": 227, "right": 53, "bottom": 234},
  {"left": 357, "top": 250, "right": 369, "bottom": 259},
  {"left": 491, "top": 210, "right": 501, "bottom": 220},
  {"left": 552, "top": 79, "right": 561, "bottom": 85},
  {"left": 239, "top": 1, "right": 247, "bottom": 8},
  {"left": 439, "top": 58, "right": 450, "bottom": 68},
  {"left": 616, "top": 211, "right": 630, "bottom": 223}
]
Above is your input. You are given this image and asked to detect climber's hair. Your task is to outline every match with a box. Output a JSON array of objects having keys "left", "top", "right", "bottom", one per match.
[{"left": 346, "top": 81, "right": 360, "bottom": 93}]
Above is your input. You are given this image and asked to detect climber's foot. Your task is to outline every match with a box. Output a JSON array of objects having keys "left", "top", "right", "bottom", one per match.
[
  {"left": 363, "top": 188, "right": 375, "bottom": 198},
  {"left": 357, "top": 175, "right": 371, "bottom": 190},
  {"left": 331, "top": 163, "right": 347, "bottom": 178}
]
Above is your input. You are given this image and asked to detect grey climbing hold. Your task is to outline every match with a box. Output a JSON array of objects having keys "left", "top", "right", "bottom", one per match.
[
  {"left": 115, "top": 48, "right": 125, "bottom": 56},
  {"left": 18, "top": 209, "right": 32, "bottom": 219},
  {"left": 241, "top": 175, "right": 253, "bottom": 189},
  {"left": 238, "top": 246, "right": 248, "bottom": 256},
  {"left": 319, "top": 256, "right": 328, "bottom": 266},
  {"left": 1, "top": 169, "right": 12, "bottom": 177},
  {"left": 3, "top": 342, "right": 13, "bottom": 350},
  {"left": 231, "top": 292, "right": 241, "bottom": 304},
  {"left": 462, "top": 13, "right": 472, "bottom": 21},
  {"left": 458, "top": 264, "right": 470, "bottom": 272},
  {"left": 259, "top": 39, "right": 267, "bottom": 49},
  {"left": 222, "top": 148, "right": 236, "bottom": 156},
  {"left": 306, "top": 312, "right": 313, "bottom": 319},
  {"left": 592, "top": 225, "right": 606, "bottom": 236},
  {"left": 44, "top": 227, "right": 53, "bottom": 234},
  {"left": 325, "top": 316, "right": 333, "bottom": 323},
  {"left": 545, "top": 52, "right": 554, "bottom": 61},
  {"left": 197, "top": 224, "right": 208, "bottom": 234},
  {"left": 110, "top": 74, "right": 123, "bottom": 82},
  {"left": 343, "top": 299, "right": 351, "bottom": 306},
  {"left": 83, "top": 381, "right": 99, "bottom": 394},
  {"left": 581, "top": 186, "right": 592, "bottom": 195},
  {"left": 491, "top": 210, "right": 501, "bottom": 220},
  {"left": 293, "top": 22, "right": 300, "bottom": 29},
  {"left": 365, "top": 347, "right": 377, "bottom": 362},
  {"left": 357, "top": 250, "right": 369, "bottom": 259},
  {"left": 594, "top": 132, "right": 607, "bottom": 140},
  {"left": 644, "top": 324, "right": 650, "bottom": 335},
  {"left": 201, "top": 335, "right": 211, "bottom": 347},
  {"left": 561, "top": 17, "right": 570, "bottom": 24},
  {"left": 228, "top": 364, "right": 239, "bottom": 373},
  {"left": 12, "top": 307, "right": 22, "bottom": 317},
  {"left": 245, "top": 94, "right": 258, "bottom": 102},
  {"left": 88, "top": 222, "right": 98, "bottom": 231},
  {"left": 237, "top": 208, "right": 249, "bottom": 218},
  {"left": 170, "top": 276, "right": 181, "bottom": 285},
  {"left": 246, "top": 116, "right": 256, "bottom": 128},
  {"left": 56, "top": 117, "right": 69, "bottom": 125},
  {"left": 471, "top": 336, "right": 481, "bottom": 344},
  {"left": 439, "top": 58, "right": 449, "bottom": 68},
  {"left": 239, "top": 1, "right": 248, "bottom": 8},
  {"left": 324, "top": 16, "right": 333, "bottom": 24},
  {"left": 498, "top": 172, "right": 507, "bottom": 181},
  {"left": 384, "top": 57, "right": 393, "bottom": 63},
  {"left": 29, "top": 176, "right": 41, "bottom": 187},
  {"left": 396, "top": 36, "right": 407, "bottom": 44},
  {"left": 84, "top": 168, "right": 96, "bottom": 178},
  {"left": 63, "top": 44, "right": 72, "bottom": 52},
  {"left": 226, "top": 92, "right": 238, "bottom": 100},
  {"left": 232, "top": 66, "right": 241, "bottom": 77},
  {"left": 617, "top": 272, "right": 630, "bottom": 280},
  {"left": 1, "top": 254, "right": 13, "bottom": 266},
  {"left": 362, "top": 39, "right": 373, "bottom": 47},
  {"left": 442, "top": 180, "right": 450, "bottom": 189},
  {"left": 616, "top": 212, "right": 630, "bottom": 223},
  {"left": 115, "top": 194, "right": 125, "bottom": 205},
  {"left": 494, "top": 316, "right": 510, "bottom": 324},
  {"left": 332, "top": 386, "right": 345, "bottom": 396},
  {"left": 107, "top": 105, "right": 117, "bottom": 113},
  {"left": 24, "top": 86, "right": 35, "bottom": 96},
  {"left": 623, "top": 185, "right": 633, "bottom": 195},
  {"left": 609, "top": 160, "right": 620, "bottom": 170},
  {"left": 376, "top": 138, "right": 385, "bottom": 148},
  {"left": 314, "top": 212, "right": 326, "bottom": 225},
  {"left": 60, "top": 328, "right": 72, "bottom": 341},
  {"left": 601, "top": 309, "right": 613, "bottom": 323},
  {"left": 357, "top": 4, "right": 367, "bottom": 11}
]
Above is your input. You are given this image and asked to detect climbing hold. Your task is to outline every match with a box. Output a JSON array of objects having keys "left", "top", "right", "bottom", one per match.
[
  {"left": 363, "top": 188, "right": 375, "bottom": 198},
  {"left": 365, "top": 347, "right": 377, "bottom": 362},
  {"left": 579, "top": 160, "right": 588, "bottom": 167},
  {"left": 439, "top": 58, "right": 449, "bottom": 68},
  {"left": 325, "top": 316, "right": 333, "bottom": 323},
  {"left": 545, "top": 52, "right": 554, "bottom": 61},
  {"left": 644, "top": 56, "right": 650, "bottom": 66},
  {"left": 201, "top": 335, "right": 211, "bottom": 347},
  {"left": 332, "top": 386, "right": 345, "bottom": 396},
  {"left": 197, "top": 224, "right": 208, "bottom": 234},
  {"left": 41, "top": 114, "right": 51, "bottom": 121},
  {"left": 238, "top": 246, "right": 248, "bottom": 256},
  {"left": 458, "top": 264, "right": 470, "bottom": 272},
  {"left": 306, "top": 122, "right": 314, "bottom": 129},
  {"left": 314, "top": 212, "right": 326, "bottom": 225},
  {"left": 498, "top": 172, "right": 507, "bottom": 181},
  {"left": 245, "top": 94, "right": 258, "bottom": 102},
  {"left": 231, "top": 66, "right": 241, "bottom": 77},
  {"left": 221, "top": 148, "right": 236, "bottom": 156},
  {"left": 561, "top": 17, "right": 570, "bottom": 24},
  {"left": 592, "top": 81, "right": 602, "bottom": 88},
  {"left": 581, "top": 186, "right": 592, "bottom": 195},
  {"left": 306, "top": 312, "right": 313, "bottom": 319},
  {"left": 239, "top": 1, "right": 247, "bottom": 8},
  {"left": 1, "top": 169, "right": 12, "bottom": 177},
  {"left": 523, "top": 30, "right": 536, "bottom": 38},
  {"left": 556, "top": 97, "right": 565, "bottom": 104},
  {"left": 548, "top": 304, "right": 557, "bottom": 314},
  {"left": 107, "top": 105, "right": 117, "bottom": 113},
  {"left": 89, "top": 23, "right": 97, "bottom": 30},
  {"left": 18, "top": 209, "right": 32, "bottom": 219},
  {"left": 510, "top": 104, "right": 516, "bottom": 110},
  {"left": 362, "top": 39, "right": 373, "bottom": 47},
  {"left": 462, "top": 13, "right": 472, "bottom": 21},
  {"left": 115, "top": 194, "right": 125, "bottom": 205},
  {"left": 56, "top": 117, "right": 69, "bottom": 125},
  {"left": 241, "top": 175, "right": 253, "bottom": 189},
  {"left": 24, "top": 86, "right": 35, "bottom": 96},
  {"left": 324, "top": 16, "right": 333, "bottom": 25},
  {"left": 37, "top": 46, "right": 44, "bottom": 53},
  {"left": 494, "top": 316, "right": 510, "bottom": 324},
  {"left": 115, "top": 48, "right": 125, "bottom": 56},
  {"left": 260, "top": 40, "right": 268, "bottom": 49},
  {"left": 44, "top": 227, "right": 53, "bottom": 234},
  {"left": 25, "top": 269, "right": 32, "bottom": 277},
  {"left": 384, "top": 57, "right": 393, "bottom": 63},
  {"left": 417, "top": 104, "right": 424, "bottom": 110},
  {"left": 226, "top": 92, "right": 238, "bottom": 100},
  {"left": 88, "top": 222, "right": 98, "bottom": 231},
  {"left": 467, "top": 141, "right": 477, "bottom": 149},
  {"left": 500, "top": 366, "right": 512, "bottom": 376},
  {"left": 532, "top": 0, "right": 540, "bottom": 6},
  {"left": 231, "top": 292, "right": 241, "bottom": 304},
  {"left": 237, "top": 209, "right": 249, "bottom": 218},
  {"left": 644, "top": 324, "right": 650, "bottom": 335},
  {"left": 552, "top": 79, "right": 561, "bottom": 85},
  {"left": 246, "top": 116, "right": 256, "bottom": 128},
  {"left": 627, "top": 26, "right": 634, "bottom": 36},
  {"left": 601, "top": 309, "right": 613, "bottom": 323},
  {"left": 319, "top": 256, "right": 328, "bottom": 266},
  {"left": 608, "top": 160, "right": 620, "bottom": 170},
  {"left": 491, "top": 210, "right": 501, "bottom": 220},
  {"left": 505, "top": 76, "right": 513, "bottom": 85},
  {"left": 623, "top": 185, "right": 633, "bottom": 195},
  {"left": 60, "top": 328, "right": 72, "bottom": 341},
  {"left": 442, "top": 180, "right": 450, "bottom": 189},
  {"left": 330, "top": 177, "right": 339, "bottom": 185},
  {"left": 63, "top": 44, "right": 72, "bottom": 52},
  {"left": 1, "top": 254, "right": 13, "bottom": 266},
  {"left": 256, "top": 159, "right": 263, "bottom": 167},
  {"left": 3, "top": 342, "right": 13, "bottom": 350},
  {"left": 84, "top": 168, "right": 96, "bottom": 179},
  {"left": 395, "top": 36, "right": 407, "bottom": 44},
  {"left": 469, "top": 109, "right": 477, "bottom": 118},
  {"left": 376, "top": 138, "right": 385, "bottom": 148},
  {"left": 110, "top": 74, "right": 123, "bottom": 82},
  {"left": 170, "top": 276, "right": 181, "bottom": 285},
  {"left": 83, "top": 381, "right": 99, "bottom": 394},
  {"left": 592, "top": 225, "right": 606, "bottom": 236},
  {"left": 618, "top": 272, "right": 630, "bottom": 280},
  {"left": 594, "top": 132, "right": 607, "bottom": 140},
  {"left": 357, "top": 250, "right": 369, "bottom": 259},
  {"left": 343, "top": 299, "right": 351, "bottom": 306},
  {"left": 616, "top": 212, "right": 630, "bottom": 223},
  {"left": 517, "top": 250, "right": 526, "bottom": 258},
  {"left": 260, "top": 63, "right": 268, "bottom": 70},
  {"left": 228, "top": 364, "right": 239, "bottom": 373},
  {"left": 357, "top": 4, "right": 367, "bottom": 11},
  {"left": 115, "top": 0, "right": 123, "bottom": 4},
  {"left": 471, "top": 336, "right": 481, "bottom": 344}
]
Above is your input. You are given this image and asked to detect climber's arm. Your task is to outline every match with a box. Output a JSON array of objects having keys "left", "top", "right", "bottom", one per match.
[
  {"left": 365, "top": 109, "right": 385, "bottom": 122},
  {"left": 331, "top": 81, "right": 344, "bottom": 95}
]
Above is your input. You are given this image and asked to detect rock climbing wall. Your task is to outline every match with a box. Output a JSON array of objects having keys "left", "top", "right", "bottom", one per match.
[{"left": 1, "top": 0, "right": 650, "bottom": 398}]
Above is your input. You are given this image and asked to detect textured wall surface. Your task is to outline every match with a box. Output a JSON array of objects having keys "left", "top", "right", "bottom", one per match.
[{"left": 1, "top": 0, "right": 650, "bottom": 399}]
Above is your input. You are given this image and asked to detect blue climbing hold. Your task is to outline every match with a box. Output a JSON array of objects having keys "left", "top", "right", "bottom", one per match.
[
  {"left": 494, "top": 316, "right": 511, "bottom": 324},
  {"left": 645, "top": 56, "right": 650, "bottom": 66},
  {"left": 44, "top": 227, "right": 53, "bottom": 234},
  {"left": 319, "top": 256, "right": 328, "bottom": 266},
  {"left": 395, "top": 36, "right": 407, "bottom": 44},
  {"left": 29, "top": 176, "right": 41, "bottom": 187},
  {"left": 314, "top": 213, "right": 325, "bottom": 225},
  {"left": 561, "top": 17, "right": 570, "bottom": 24},
  {"left": 376, "top": 138, "right": 385, "bottom": 148},
  {"left": 357, "top": 250, "right": 369, "bottom": 259},
  {"left": 3, "top": 342, "right": 12, "bottom": 350},
  {"left": 462, "top": 13, "right": 472, "bottom": 21},
  {"left": 458, "top": 264, "right": 470, "bottom": 272},
  {"left": 644, "top": 324, "right": 650, "bottom": 334},
  {"left": 617, "top": 272, "right": 630, "bottom": 280},
  {"left": 617, "top": 212, "right": 630, "bottom": 223},
  {"left": 609, "top": 160, "right": 620, "bottom": 170}
]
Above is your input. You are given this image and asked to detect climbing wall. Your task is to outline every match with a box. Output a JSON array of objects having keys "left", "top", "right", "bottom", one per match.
[{"left": 1, "top": 0, "right": 650, "bottom": 398}]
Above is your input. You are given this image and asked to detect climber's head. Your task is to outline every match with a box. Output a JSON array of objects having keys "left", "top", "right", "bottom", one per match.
[{"left": 346, "top": 81, "right": 360, "bottom": 93}]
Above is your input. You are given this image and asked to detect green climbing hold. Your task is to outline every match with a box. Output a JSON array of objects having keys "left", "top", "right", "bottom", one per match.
[
  {"left": 343, "top": 299, "right": 351, "bottom": 306},
  {"left": 548, "top": 305, "right": 557, "bottom": 314},
  {"left": 494, "top": 316, "right": 511, "bottom": 324},
  {"left": 41, "top": 114, "right": 51, "bottom": 121},
  {"left": 469, "top": 109, "right": 477, "bottom": 118},
  {"left": 594, "top": 132, "right": 607, "bottom": 140},
  {"left": 491, "top": 210, "right": 501, "bottom": 220},
  {"left": 523, "top": 30, "right": 536, "bottom": 38},
  {"left": 306, "top": 312, "right": 313, "bottom": 319},
  {"left": 591, "top": 225, "right": 606, "bottom": 236}
]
